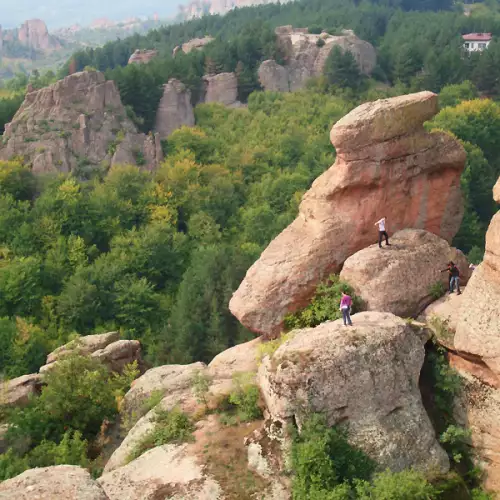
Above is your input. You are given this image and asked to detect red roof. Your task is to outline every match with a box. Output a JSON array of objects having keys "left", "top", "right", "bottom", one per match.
[{"left": 462, "top": 33, "right": 492, "bottom": 41}]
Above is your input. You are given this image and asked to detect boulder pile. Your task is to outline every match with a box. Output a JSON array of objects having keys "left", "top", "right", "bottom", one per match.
[{"left": 230, "top": 91, "right": 466, "bottom": 337}]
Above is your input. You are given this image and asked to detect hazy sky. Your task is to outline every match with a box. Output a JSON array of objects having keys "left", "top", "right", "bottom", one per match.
[{"left": 1, "top": 0, "right": 183, "bottom": 29}]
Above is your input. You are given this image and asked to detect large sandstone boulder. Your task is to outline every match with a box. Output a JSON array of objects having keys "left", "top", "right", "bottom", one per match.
[
  {"left": 258, "top": 312, "right": 449, "bottom": 473},
  {"left": 0, "top": 71, "right": 161, "bottom": 173},
  {"left": 454, "top": 367, "right": 500, "bottom": 495},
  {"left": 155, "top": 79, "right": 195, "bottom": 139},
  {"left": 230, "top": 91, "right": 466, "bottom": 336},
  {"left": 0, "top": 465, "right": 108, "bottom": 500},
  {"left": 127, "top": 49, "right": 158, "bottom": 65},
  {"left": 0, "top": 374, "right": 43, "bottom": 408},
  {"left": 99, "top": 444, "right": 222, "bottom": 500},
  {"left": 340, "top": 229, "right": 470, "bottom": 318},
  {"left": 258, "top": 26, "right": 376, "bottom": 92},
  {"left": 455, "top": 180, "right": 500, "bottom": 377},
  {"left": 91, "top": 340, "right": 142, "bottom": 373},
  {"left": 178, "top": 36, "right": 215, "bottom": 55},
  {"left": 202, "top": 72, "right": 239, "bottom": 107}
]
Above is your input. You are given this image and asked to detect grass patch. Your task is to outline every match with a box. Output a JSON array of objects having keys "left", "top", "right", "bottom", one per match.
[
  {"left": 429, "top": 281, "right": 447, "bottom": 301},
  {"left": 256, "top": 332, "right": 294, "bottom": 364},
  {"left": 127, "top": 406, "right": 194, "bottom": 462}
]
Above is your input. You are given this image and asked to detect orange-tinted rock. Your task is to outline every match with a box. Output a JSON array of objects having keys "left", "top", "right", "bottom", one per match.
[
  {"left": 230, "top": 92, "right": 466, "bottom": 337},
  {"left": 455, "top": 178, "right": 500, "bottom": 377}
]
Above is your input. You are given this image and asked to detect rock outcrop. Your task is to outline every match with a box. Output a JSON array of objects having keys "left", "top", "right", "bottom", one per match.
[
  {"left": 127, "top": 49, "right": 158, "bottom": 64},
  {"left": 17, "top": 19, "right": 61, "bottom": 51},
  {"left": 155, "top": 79, "right": 195, "bottom": 139},
  {"left": 258, "top": 26, "right": 376, "bottom": 92},
  {"left": 258, "top": 312, "right": 449, "bottom": 473},
  {"left": 340, "top": 229, "right": 470, "bottom": 318},
  {"left": 174, "top": 36, "right": 215, "bottom": 55},
  {"left": 202, "top": 72, "right": 240, "bottom": 107},
  {"left": 455, "top": 178, "right": 500, "bottom": 378},
  {"left": 0, "top": 465, "right": 108, "bottom": 500},
  {"left": 230, "top": 91, "right": 466, "bottom": 336},
  {"left": 0, "top": 71, "right": 162, "bottom": 173},
  {"left": 99, "top": 444, "right": 222, "bottom": 500},
  {"left": 40, "top": 332, "right": 142, "bottom": 374},
  {"left": 0, "top": 374, "right": 43, "bottom": 408}
]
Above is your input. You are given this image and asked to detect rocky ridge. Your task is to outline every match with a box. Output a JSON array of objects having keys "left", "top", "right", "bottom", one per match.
[
  {"left": 230, "top": 91, "right": 466, "bottom": 337},
  {"left": 0, "top": 19, "right": 61, "bottom": 55},
  {"left": 258, "top": 26, "right": 376, "bottom": 92},
  {"left": 0, "top": 71, "right": 162, "bottom": 174}
]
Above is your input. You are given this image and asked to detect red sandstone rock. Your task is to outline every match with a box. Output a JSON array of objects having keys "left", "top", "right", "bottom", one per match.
[{"left": 230, "top": 91, "right": 466, "bottom": 337}]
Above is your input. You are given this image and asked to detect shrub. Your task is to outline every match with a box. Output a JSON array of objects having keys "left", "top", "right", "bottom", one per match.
[
  {"left": 256, "top": 332, "right": 294, "bottom": 364},
  {"left": 284, "top": 275, "right": 362, "bottom": 331},
  {"left": 191, "top": 370, "right": 212, "bottom": 408},
  {"left": 291, "top": 413, "right": 376, "bottom": 499},
  {"left": 429, "top": 280, "right": 446, "bottom": 300},
  {"left": 127, "top": 406, "right": 195, "bottom": 462},
  {"left": 228, "top": 372, "right": 262, "bottom": 422},
  {"left": 316, "top": 38, "right": 326, "bottom": 47}
]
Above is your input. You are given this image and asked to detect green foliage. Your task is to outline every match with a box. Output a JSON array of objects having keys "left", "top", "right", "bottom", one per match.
[
  {"left": 191, "top": 370, "right": 212, "bottom": 408},
  {"left": 127, "top": 406, "right": 195, "bottom": 462},
  {"left": 291, "top": 413, "right": 376, "bottom": 499},
  {"left": 440, "top": 425, "right": 472, "bottom": 464},
  {"left": 285, "top": 275, "right": 362, "bottom": 331},
  {"left": 324, "top": 47, "right": 364, "bottom": 91},
  {"left": 256, "top": 332, "right": 294, "bottom": 364},
  {"left": 228, "top": 372, "right": 262, "bottom": 422},
  {"left": 429, "top": 280, "right": 446, "bottom": 301}
]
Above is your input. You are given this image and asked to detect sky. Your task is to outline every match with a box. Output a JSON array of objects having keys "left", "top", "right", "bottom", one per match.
[{"left": 1, "top": 0, "right": 183, "bottom": 29}]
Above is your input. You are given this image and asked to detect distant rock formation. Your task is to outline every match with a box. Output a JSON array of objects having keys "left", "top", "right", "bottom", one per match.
[
  {"left": 455, "top": 177, "right": 500, "bottom": 378},
  {"left": 340, "top": 229, "right": 470, "bottom": 318},
  {"left": 177, "top": 0, "right": 292, "bottom": 20},
  {"left": 258, "top": 26, "right": 377, "bottom": 92},
  {"left": 173, "top": 36, "right": 214, "bottom": 56},
  {"left": 230, "top": 91, "right": 466, "bottom": 337},
  {"left": 0, "top": 19, "right": 61, "bottom": 55},
  {"left": 155, "top": 79, "right": 195, "bottom": 139},
  {"left": 128, "top": 49, "right": 158, "bottom": 65},
  {"left": 0, "top": 71, "right": 162, "bottom": 173},
  {"left": 202, "top": 72, "right": 240, "bottom": 107},
  {"left": 258, "top": 312, "right": 449, "bottom": 473},
  {"left": 0, "top": 465, "right": 108, "bottom": 500}
]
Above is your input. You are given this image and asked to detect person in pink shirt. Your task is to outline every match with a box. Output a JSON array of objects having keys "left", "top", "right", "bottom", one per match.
[{"left": 340, "top": 292, "right": 353, "bottom": 326}]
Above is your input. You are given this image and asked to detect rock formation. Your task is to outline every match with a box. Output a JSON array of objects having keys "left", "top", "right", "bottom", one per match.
[
  {"left": 230, "top": 91, "right": 466, "bottom": 337},
  {"left": 258, "top": 26, "right": 376, "bottom": 92},
  {"left": 99, "top": 444, "right": 222, "bottom": 499},
  {"left": 0, "top": 71, "right": 162, "bottom": 173},
  {"left": 455, "top": 178, "right": 500, "bottom": 377},
  {"left": 39, "top": 332, "right": 142, "bottom": 374},
  {"left": 202, "top": 72, "right": 240, "bottom": 107},
  {"left": 258, "top": 312, "right": 449, "bottom": 473},
  {"left": 0, "top": 465, "right": 108, "bottom": 500},
  {"left": 17, "top": 19, "right": 61, "bottom": 51},
  {"left": 155, "top": 79, "right": 195, "bottom": 139},
  {"left": 0, "top": 374, "right": 43, "bottom": 408},
  {"left": 127, "top": 49, "right": 158, "bottom": 65},
  {"left": 173, "top": 36, "right": 215, "bottom": 55},
  {"left": 340, "top": 229, "right": 470, "bottom": 318}
]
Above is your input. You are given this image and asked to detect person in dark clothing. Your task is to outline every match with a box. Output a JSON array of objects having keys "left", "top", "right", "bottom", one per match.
[
  {"left": 440, "top": 261, "right": 461, "bottom": 295},
  {"left": 374, "top": 217, "right": 390, "bottom": 248}
]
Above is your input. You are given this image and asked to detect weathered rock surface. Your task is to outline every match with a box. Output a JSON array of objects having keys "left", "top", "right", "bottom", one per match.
[
  {"left": 454, "top": 368, "right": 500, "bottom": 495},
  {"left": 258, "top": 26, "right": 376, "bottom": 92},
  {"left": 0, "top": 71, "right": 161, "bottom": 173},
  {"left": 99, "top": 444, "right": 222, "bottom": 500},
  {"left": 202, "top": 72, "right": 240, "bottom": 107},
  {"left": 91, "top": 340, "right": 142, "bottom": 373},
  {"left": 340, "top": 229, "right": 470, "bottom": 318},
  {"left": 455, "top": 180, "right": 500, "bottom": 377},
  {"left": 230, "top": 91, "right": 466, "bottom": 336},
  {"left": 420, "top": 292, "right": 464, "bottom": 339},
  {"left": 155, "top": 78, "right": 195, "bottom": 139},
  {"left": 178, "top": 36, "right": 215, "bottom": 55},
  {"left": 122, "top": 362, "right": 206, "bottom": 417},
  {"left": 17, "top": 19, "right": 61, "bottom": 51},
  {"left": 0, "top": 465, "right": 108, "bottom": 500},
  {"left": 258, "top": 312, "right": 449, "bottom": 473},
  {"left": 0, "top": 374, "right": 43, "bottom": 408},
  {"left": 128, "top": 49, "right": 158, "bottom": 65}
]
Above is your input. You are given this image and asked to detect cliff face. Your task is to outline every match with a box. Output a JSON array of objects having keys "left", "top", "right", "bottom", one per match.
[
  {"left": 0, "top": 19, "right": 61, "bottom": 54},
  {"left": 0, "top": 71, "right": 162, "bottom": 174},
  {"left": 230, "top": 91, "right": 466, "bottom": 337},
  {"left": 258, "top": 26, "right": 377, "bottom": 92}
]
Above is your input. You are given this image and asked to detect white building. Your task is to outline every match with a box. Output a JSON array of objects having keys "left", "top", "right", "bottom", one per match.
[{"left": 462, "top": 33, "right": 492, "bottom": 52}]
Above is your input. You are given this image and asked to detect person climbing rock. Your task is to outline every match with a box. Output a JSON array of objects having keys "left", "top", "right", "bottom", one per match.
[
  {"left": 375, "top": 217, "right": 390, "bottom": 248},
  {"left": 340, "top": 292, "right": 353, "bottom": 326},
  {"left": 440, "top": 261, "right": 461, "bottom": 295}
]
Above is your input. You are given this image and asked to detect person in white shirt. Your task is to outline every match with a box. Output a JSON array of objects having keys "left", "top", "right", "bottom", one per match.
[{"left": 374, "top": 217, "right": 390, "bottom": 248}]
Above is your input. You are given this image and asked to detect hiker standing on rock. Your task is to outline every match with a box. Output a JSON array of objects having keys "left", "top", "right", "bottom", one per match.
[
  {"left": 375, "top": 217, "right": 390, "bottom": 248},
  {"left": 340, "top": 292, "right": 353, "bottom": 327},
  {"left": 440, "top": 261, "right": 461, "bottom": 295}
]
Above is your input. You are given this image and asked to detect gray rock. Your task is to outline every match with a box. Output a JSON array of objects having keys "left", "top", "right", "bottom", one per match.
[
  {"left": 202, "top": 72, "right": 239, "bottom": 107},
  {"left": 0, "top": 374, "right": 43, "bottom": 408}
]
